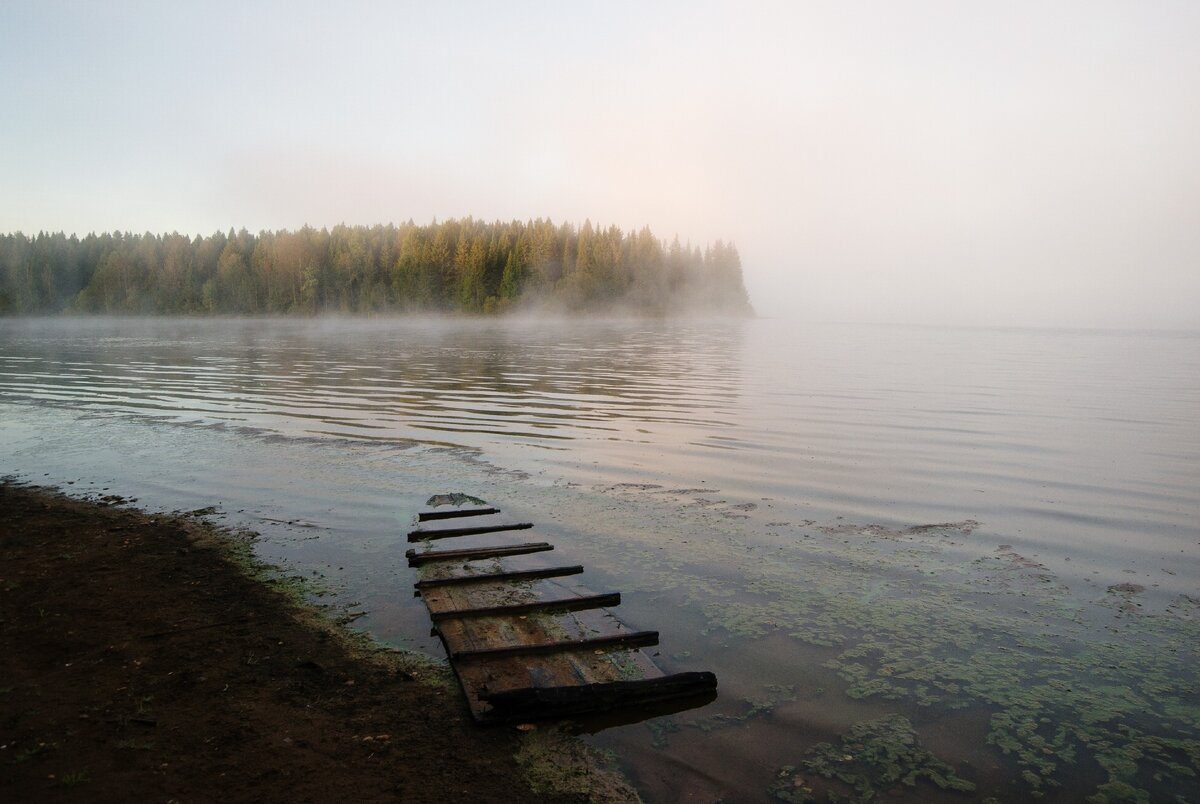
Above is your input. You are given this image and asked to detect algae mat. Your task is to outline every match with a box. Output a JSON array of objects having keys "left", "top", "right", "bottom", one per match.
[{"left": 542, "top": 484, "right": 1200, "bottom": 803}]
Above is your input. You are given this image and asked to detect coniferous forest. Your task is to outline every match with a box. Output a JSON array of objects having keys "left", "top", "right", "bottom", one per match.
[{"left": 0, "top": 219, "right": 753, "bottom": 317}]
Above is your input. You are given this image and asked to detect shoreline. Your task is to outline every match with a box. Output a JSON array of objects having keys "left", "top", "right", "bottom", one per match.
[{"left": 0, "top": 481, "right": 636, "bottom": 803}]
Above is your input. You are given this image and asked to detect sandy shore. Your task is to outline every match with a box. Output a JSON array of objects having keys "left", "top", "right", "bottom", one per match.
[{"left": 0, "top": 482, "right": 635, "bottom": 803}]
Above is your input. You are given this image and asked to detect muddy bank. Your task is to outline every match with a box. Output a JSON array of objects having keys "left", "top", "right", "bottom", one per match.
[{"left": 0, "top": 482, "right": 635, "bottom": 803}]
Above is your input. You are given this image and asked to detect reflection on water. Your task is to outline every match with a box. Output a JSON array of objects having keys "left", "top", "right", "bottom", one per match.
[
  {"left": 2, "top": 317, "right": 1199, "bottom": 802},
  {"left": 0, "top": 317, "right": 743, "bottom": 446}
]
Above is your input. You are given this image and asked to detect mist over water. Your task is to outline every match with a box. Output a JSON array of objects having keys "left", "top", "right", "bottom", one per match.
[{"left": 2, "top": 316, "right": 1198, "bottom": 801}]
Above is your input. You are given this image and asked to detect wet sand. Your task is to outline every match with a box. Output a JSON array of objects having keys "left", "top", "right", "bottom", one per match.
[{"left": 0, "top": 482, "right": 633, "bottom": 803}]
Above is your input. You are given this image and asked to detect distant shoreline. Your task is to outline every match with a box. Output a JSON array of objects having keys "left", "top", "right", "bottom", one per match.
[
  {"left": 0, "top": 221, "right": 754, "bottom": 318},
  {"left": 0, "top": 309, "right": 758, "bottom": 321}
]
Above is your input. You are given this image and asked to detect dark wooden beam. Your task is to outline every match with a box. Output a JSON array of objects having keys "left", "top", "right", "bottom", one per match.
[
  {"left": 406, "top": 542, "right": 553, "bottom": 567},
  {"left": 407, "top": 522, "right": 533, "bottom": 542},
  {"left": 430, "top": 592, "right": 620, "bottom": 622},
  {"left": 451, "top": 630, "right": 659, "bottom": 662},
  {"left": 479, "top": 672, "right": 719, "bottom": 722},
  {"left": 415, "top": 565, "right": 584, "bottom": 590},
  {"left": 418, "top": 507, "right": 500, "bottom": 522}
]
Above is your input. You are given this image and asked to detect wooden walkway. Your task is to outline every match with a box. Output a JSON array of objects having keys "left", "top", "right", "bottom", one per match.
[{"left": 408, "top": 494, "right": 717, "bottom": 724}]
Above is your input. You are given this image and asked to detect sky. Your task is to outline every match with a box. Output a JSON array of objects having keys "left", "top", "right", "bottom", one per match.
[{"left": 2, "top": 1, "right": 1198, "bottom": 328}]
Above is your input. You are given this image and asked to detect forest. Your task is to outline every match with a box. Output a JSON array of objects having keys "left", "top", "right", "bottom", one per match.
[{"left": 0, "top": 219, "right": 753, "bottom": 317}]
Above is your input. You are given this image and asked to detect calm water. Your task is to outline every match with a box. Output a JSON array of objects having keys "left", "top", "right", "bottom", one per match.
[{"left": 2, "top": 317, "right": 1198, "bottom": 802}]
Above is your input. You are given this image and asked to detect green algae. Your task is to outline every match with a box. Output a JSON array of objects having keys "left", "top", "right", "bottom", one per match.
[
  {"left": 192, "top": 519, "right": 335, "bottom": 606},
  {"left": 645, "top": 716, "right": 681, "bottom": 749},
  {"left": 793, "top": 575, "right": 1200, "bottom": 799},
  {"left": 770, "top": 714, "right": 974, "bottom": 802},
  {"left": 691, "top": 685, "right": 799, "bottom": 731},
  {"left": 513, "top": 724, "right": 640, "bottom": 802},
  {"left": 768, "top": 548, "right": 1187, "bottom": 796},
  {"left": 424, "top": 492, "right": 488, "bottom": 507},
  {"left": 645, "top": 684, "right": 800, "bottom": 748},
  {"left": 606, "top": 649, "right": 647, "bottom": 681},
  {"left": 487, "top": 483, "right": 1200, "bottom": 800},
  {"left": 582, "top": 497, "right": 1200, "bottom": 799}
]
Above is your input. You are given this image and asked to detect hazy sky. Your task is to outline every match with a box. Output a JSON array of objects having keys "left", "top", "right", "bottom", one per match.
[{"left": 3, "top": 1, "right": 1198, "bottom": 327}]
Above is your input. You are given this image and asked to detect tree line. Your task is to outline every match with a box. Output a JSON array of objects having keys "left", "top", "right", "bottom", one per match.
[{"left": 0, "top": 219, "right": 753, "bottom": 317}]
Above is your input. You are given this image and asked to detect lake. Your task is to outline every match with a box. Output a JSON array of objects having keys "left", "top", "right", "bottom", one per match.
[{"left": 2, "top": 316, "right": 1198, "bottom": 802}]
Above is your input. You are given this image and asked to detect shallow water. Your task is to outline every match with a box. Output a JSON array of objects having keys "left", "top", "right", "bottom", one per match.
[{"left": 2, "top": 317, "right": 1198, "bottom": 802}]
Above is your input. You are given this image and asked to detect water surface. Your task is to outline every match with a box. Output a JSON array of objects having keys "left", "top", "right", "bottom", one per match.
[{"left": 2, "top": 317, "right": 1197, "bottom": 802}]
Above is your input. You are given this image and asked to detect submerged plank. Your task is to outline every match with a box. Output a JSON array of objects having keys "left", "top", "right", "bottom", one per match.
[
  {"left": 406, "top": 542, "right": 553, "bottom": 567},
  {"left": 451, "top": 630, "right": 659, "bottom": 662},
  {"left": 407, "top": 522, "right": 533, "bottom": 542},
  {"left": 430, "top": 592, "right": 620, "bottom": 622},
  {"left": 415, "top": 565, "right": 584, "bottom": 590},
  {"left": 418, "top": 507, "right": 500, "bottom": 521}
]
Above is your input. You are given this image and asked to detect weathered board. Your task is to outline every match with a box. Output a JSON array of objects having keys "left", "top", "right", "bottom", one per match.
[{"left": 409, "top": 494, "right": 718, "bottom": 724}]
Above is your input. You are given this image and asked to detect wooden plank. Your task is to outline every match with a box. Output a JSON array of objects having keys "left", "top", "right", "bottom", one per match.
[
  {"left": 415, "top": 564, "right": 584, "bottom": 590},
  {"left": 451, "top": 630, "right": 659, "bottom": 662},
  {"left": 436, "top": 603, "right": 563, "bottom": 655},
  {"left": 479, "top": 672, "right": 719, "bottom": 723},
  {"left": 407, "top": 521, "right": 533, "bottom": 542},
  {"left": 430, "top": 592, "right": 620, "bottom": 622},
  {"left": 421, "top": 583, "right": 539, "bottom": 617},
  {"left": 449, "top": 642, "right": 665, "bottom": 709},
  {"left": 406, "top": 542, "right": 552, "bottom": 567},
  {"left": 418, "top": 507, "right": 500, "bottom": 521},
  {"left": 409, "top": 493, "right": 718, "bottom": 725}
]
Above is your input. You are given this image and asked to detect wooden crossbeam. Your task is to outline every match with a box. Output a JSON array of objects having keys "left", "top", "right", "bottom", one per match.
[
  {"left": 407, "top": 522, "right": 533, "bottom": 542},
  {"left": 430, "top": 592, "right": 620, "bottom": 622},
  {"left": 418, "top": 507, "right": 500, "bottom": 522},
  {"left": 406, "top": 542, "right": 553, "bottom": 567},
  {"left": 415, "top": 565, "right": 584, "bottom": 590},
  {"left": 451, "top": 630, "right": 659, "bottom": 662},
  {"left": 480, "top": 672, "right": 719, "bottom": 722}
]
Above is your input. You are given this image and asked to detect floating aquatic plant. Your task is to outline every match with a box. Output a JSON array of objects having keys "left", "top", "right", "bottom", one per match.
[
  {"left": 576, "top": 490, "right": 1200, "bottom": 799},
  {"left": 770, "top": 714, "right": 975, "bottom": 802}
]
